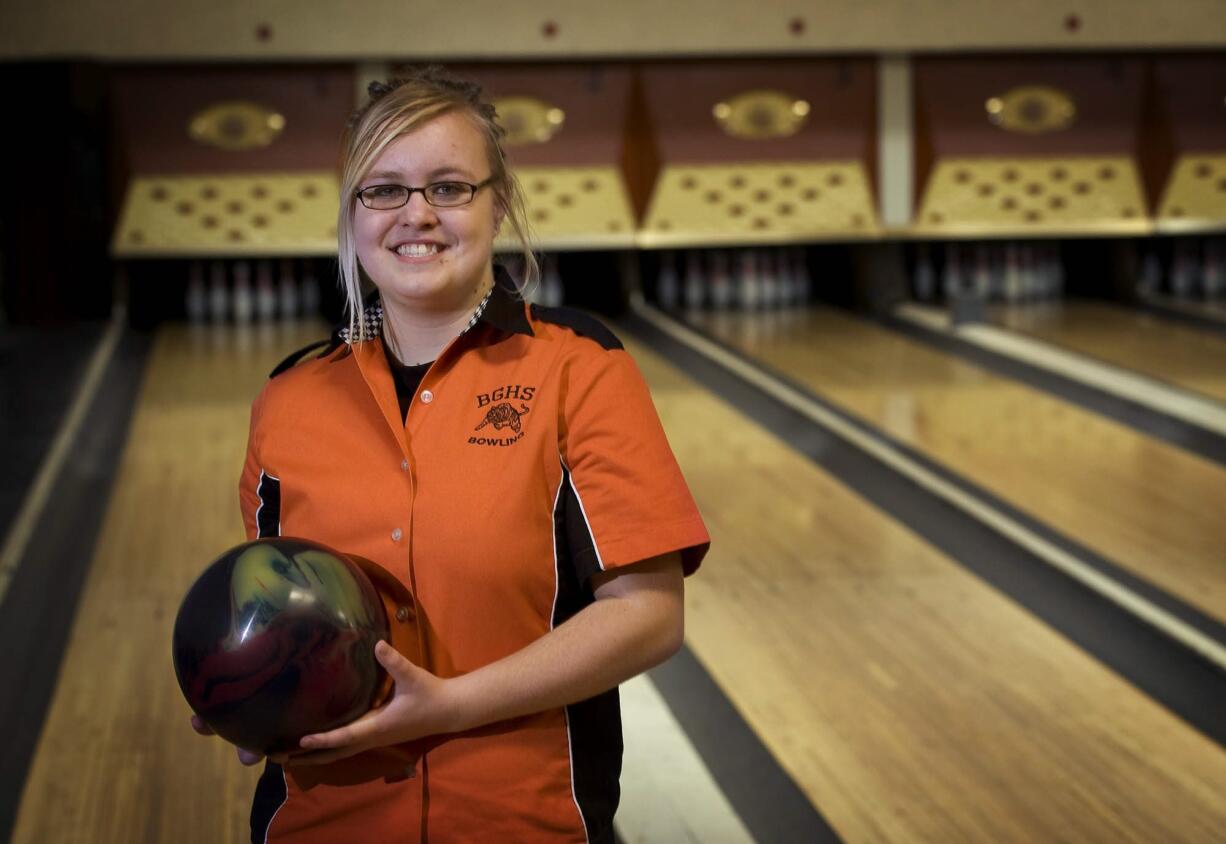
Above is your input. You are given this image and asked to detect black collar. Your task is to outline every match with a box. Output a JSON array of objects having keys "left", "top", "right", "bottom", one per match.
[{"left": 480, "top": 264, "right": 533, "bottom": 337}]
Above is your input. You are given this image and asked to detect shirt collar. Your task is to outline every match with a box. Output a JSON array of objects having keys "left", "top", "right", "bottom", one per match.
[{"left": 480, "top": 263, "right": 533, "bottom": 337}]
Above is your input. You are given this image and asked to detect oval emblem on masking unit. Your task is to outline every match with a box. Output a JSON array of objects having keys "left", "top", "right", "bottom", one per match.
[
  {"left": 985, "top": 86, "right": 1076, "bottom": 135},
  {"left": 492, "top": 96, "right": 565, "bottom": 146},
  {"left": 712, "top": 90, "right": 810, "bottom": 140},
  {"left": 188, "top": 101, "right": 287, "bottom": 151}
]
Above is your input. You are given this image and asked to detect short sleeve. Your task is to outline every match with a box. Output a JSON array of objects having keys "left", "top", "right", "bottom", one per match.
[{"left": 560, "top": 346, "right": 709, "bottom": 578}]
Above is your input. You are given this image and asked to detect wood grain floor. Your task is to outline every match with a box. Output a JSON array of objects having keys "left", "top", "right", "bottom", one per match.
[
  {"left": 12, "top": 318, "right": 1226, "bottom": 843},
  {"left": 990, "top": 300, "right": 1226, "bottom": 403},
  {"left": 631, "top": 336, "right": 1226, "bottom": 844},
  {"left": 690, "top": 307, "right": 1226, "bottom": 627},
  {"left": 11, "top": 323, "right": 324, "bottom": 844}
]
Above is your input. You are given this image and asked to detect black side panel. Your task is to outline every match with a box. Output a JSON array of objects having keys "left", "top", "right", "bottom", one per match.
[
  {"left": 553, "top": 463, "right": 621, "bottom": 842},
  {"left": 255, "top": 472, "right": 281, "bottom": 538},
  {"left": 249, "top": 762, "right": 288, "bottom": 843}
]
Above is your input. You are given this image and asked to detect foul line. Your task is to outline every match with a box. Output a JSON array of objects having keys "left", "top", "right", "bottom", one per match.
[
  {"left": 0, "top": 314, "right": 125, "bottom": 605},
  {"left": 632, "top": 299, "right": 1226, "bottom": 673}
]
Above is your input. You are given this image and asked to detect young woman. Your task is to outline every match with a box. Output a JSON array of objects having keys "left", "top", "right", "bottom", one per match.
[{"left": 199, "top": 67, "right": 709, "bottom": 843}]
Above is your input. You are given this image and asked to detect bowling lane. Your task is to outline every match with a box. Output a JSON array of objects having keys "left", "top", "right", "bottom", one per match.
[
  {"left": 630, "top": 336, "right": 1226, "bottom": 843},
  {"left": 990, "top": 300, "right": 1226, "bottom": 403},
  {"left": 1141, "top": 294, "right": 1226, "bottom": 326},
  {"left": 11, "top": 323, "right": 323, "bottom": 844},
  {"left": 689, "top": 307, "right": 1226, "bottom": 627}
]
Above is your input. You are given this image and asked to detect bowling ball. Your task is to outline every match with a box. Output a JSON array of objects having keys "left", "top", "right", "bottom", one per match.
[{"left": 172, "top": 537, "right": 390, "bottom": 755}]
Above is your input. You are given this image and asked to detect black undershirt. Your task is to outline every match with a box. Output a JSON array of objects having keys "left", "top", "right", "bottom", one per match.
[{"left": 382, "top": 342, "right": 433, "bottom": 423}]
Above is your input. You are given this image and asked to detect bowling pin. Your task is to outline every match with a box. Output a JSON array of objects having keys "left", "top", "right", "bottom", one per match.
[
  {"left": 942, "top": 244, "right": 964, "bottom": 301},
  {"left": 1137, "top": 250, "right": 1162, "bottom": 296},
  {"left": 255, "top": 260, "right": 277, "bottom": 321},
  {"left": 232, "top": 260, "right": 254, "bottom": 324},
  {"left": 683, "top": 250, "right": 705, "bottom": 311},
  {"left": 914, "top": 245, "right": 937, "bottom": 302},
  {"left": 986, "top": 243, "right": 1005, "bottom": 302},
  {"left": 185, "top": 261, "right": 207, "bottom": 323},
  {"left": 791, "top": 247, "right": 812, "bottom": 304},
  {"left": 1203, "top": 239, "right": 1225, "bottom": 299},
  {"left": 208, "top": 260, "right": 229, "bottom": 322},
  {"left": 710, "top": 250, "right": 734, "bottom": 310},
  {"left": 1041, "top": 243, "right": 1057, "bottom": 300},
  {"left": 758, "top": 249, "right": 778, "bottom": 309},
  {"left": 657, "top": 251, "right": 680, "bottom": 310},
  {"left": 541, "top": 256, "right": 564, "bottom": 307},
  {"left": 972, "top": 244, "right": 992, "bottom": 300},
  {"left": 1003, "top": 243, "right": 1022, "bottom": 303},
  {"left": 1048, "top": 243, "right": 1065, "bottom": 300},
  {"left": 278, "top": 259, "right": 300, "bottom": 320},
  {"left": 737, "top": 250, "right": 760, "bottom": 310},
  {"left": 299, "top": 260, "right": 321, "bottom": 318},
  {"left": 1170, "top": 241, "right": 1196, "bottom": 298},
  {"left": 773, "top": 248, "right": 794, "bottom": 309},
  {"left": 1018, "top": 245, "right": 1036, "bottom": 302}
]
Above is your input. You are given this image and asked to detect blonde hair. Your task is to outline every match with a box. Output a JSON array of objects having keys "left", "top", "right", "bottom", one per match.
[{"left": 337, "top": 67, "right": 538, "bottom": 341}]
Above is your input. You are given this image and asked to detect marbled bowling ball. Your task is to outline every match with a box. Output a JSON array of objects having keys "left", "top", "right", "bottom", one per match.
[{"left": 173, "top": 537, "right": 390, "bottom": 755}]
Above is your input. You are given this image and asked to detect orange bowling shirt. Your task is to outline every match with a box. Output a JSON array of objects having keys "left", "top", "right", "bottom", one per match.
[{"left": 238, "top": 268, "right": 709, "bottom": 843}]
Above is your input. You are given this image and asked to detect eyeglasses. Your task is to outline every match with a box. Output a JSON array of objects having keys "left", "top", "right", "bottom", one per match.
[{"left": 354, "top": 178, "right": 494, "bottom": 210}]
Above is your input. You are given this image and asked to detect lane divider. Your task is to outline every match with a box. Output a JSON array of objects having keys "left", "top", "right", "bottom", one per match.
[
  {"left": 895, "top": 302, "right": 1226, "bottom": 437},
  {"left": 0, "top": 313, "right": 126, "bottom": 605}
]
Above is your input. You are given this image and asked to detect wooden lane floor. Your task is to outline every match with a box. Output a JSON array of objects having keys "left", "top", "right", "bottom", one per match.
[
  {"left": 13, "top": 318, "right": 1226, "bottom": 843},
  {"left": 687, "top": 307, "right": 1226, "bottom": 628},
  {"left": 11, "top": 322, "right": 323, "bottom": 844},
  {"left": 629, "top": 336, "right": 1226, "bottom": 843},
  {"left": 1139, "top": 294, "right": 1226, "bottom": 329},
  {"left": 989, "top": 300, "right": 1226, "bottom": 403}
]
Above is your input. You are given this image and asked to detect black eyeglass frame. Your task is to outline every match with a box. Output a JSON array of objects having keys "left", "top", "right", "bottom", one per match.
[{"left": 354, "top": 177, "right": 495, "bottom": 210}]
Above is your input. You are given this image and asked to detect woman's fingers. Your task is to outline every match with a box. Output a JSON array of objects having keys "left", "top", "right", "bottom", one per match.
[
  {"left": 278, "top": 745, "right": 359, "bottom": 767},
  {"left": 191, "top": 714, "right": 263, "bottom": 766},
  {"left": 298, "top": 707, "right": 384, "bottom": 753},
  {"left": 237, "top": 748, "right": 265, "bottom": 766},
  {"left": 375, "top": 640, "right": 415, "bottom": 678},
  {"left": 191, "top": 643, "right": 425, "bottom": 769}
]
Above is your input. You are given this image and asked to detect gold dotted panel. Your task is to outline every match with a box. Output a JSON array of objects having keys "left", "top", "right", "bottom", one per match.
[
  {"left": 639, "top": 162, "right": 878, "bottom": 248},
  {"left": 1156, "top": 154, "right": 1226, "bottom": 234},
  {"left": 915, "top": 157, "right": 1149, "bottom": 236},
  {"left": 498, "top": 166, "right": 636, "bottom": 250},
  {"left": 112, "top": 172, "right": 340, "bottom": 257}
]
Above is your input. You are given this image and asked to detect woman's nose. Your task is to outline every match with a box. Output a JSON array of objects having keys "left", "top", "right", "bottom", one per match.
[{"left": 397, "top": 190, "right": 438, "bottom": 226}]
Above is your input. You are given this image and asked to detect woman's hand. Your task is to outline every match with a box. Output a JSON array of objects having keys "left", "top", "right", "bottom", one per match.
[
  {"left": 188, "top": 714, "right": 266, "bottom": 767},
  {"left": 272, "top": 640, "right": 455, "bottom": 767},
  {"left": 273, "top": 551, "right": 683, "bottom": 768}
]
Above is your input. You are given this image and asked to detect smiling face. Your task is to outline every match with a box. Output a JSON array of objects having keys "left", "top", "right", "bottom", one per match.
[{"left": 353, "top": 110, "right": 502, "bottom": 314}]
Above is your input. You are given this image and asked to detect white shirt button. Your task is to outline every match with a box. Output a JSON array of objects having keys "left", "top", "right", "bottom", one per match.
[
  {"left": 400, "top": 459, "right": 409, "bottom": 471},
  {"left": 391, "top": 527, "right": 403, "bottom": 541},
  {"left": 420, "top": 390, "right": 434, "bottom": 404},
  {"left": 395, "top": 606, "right": 410, "bottom": 622}
]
